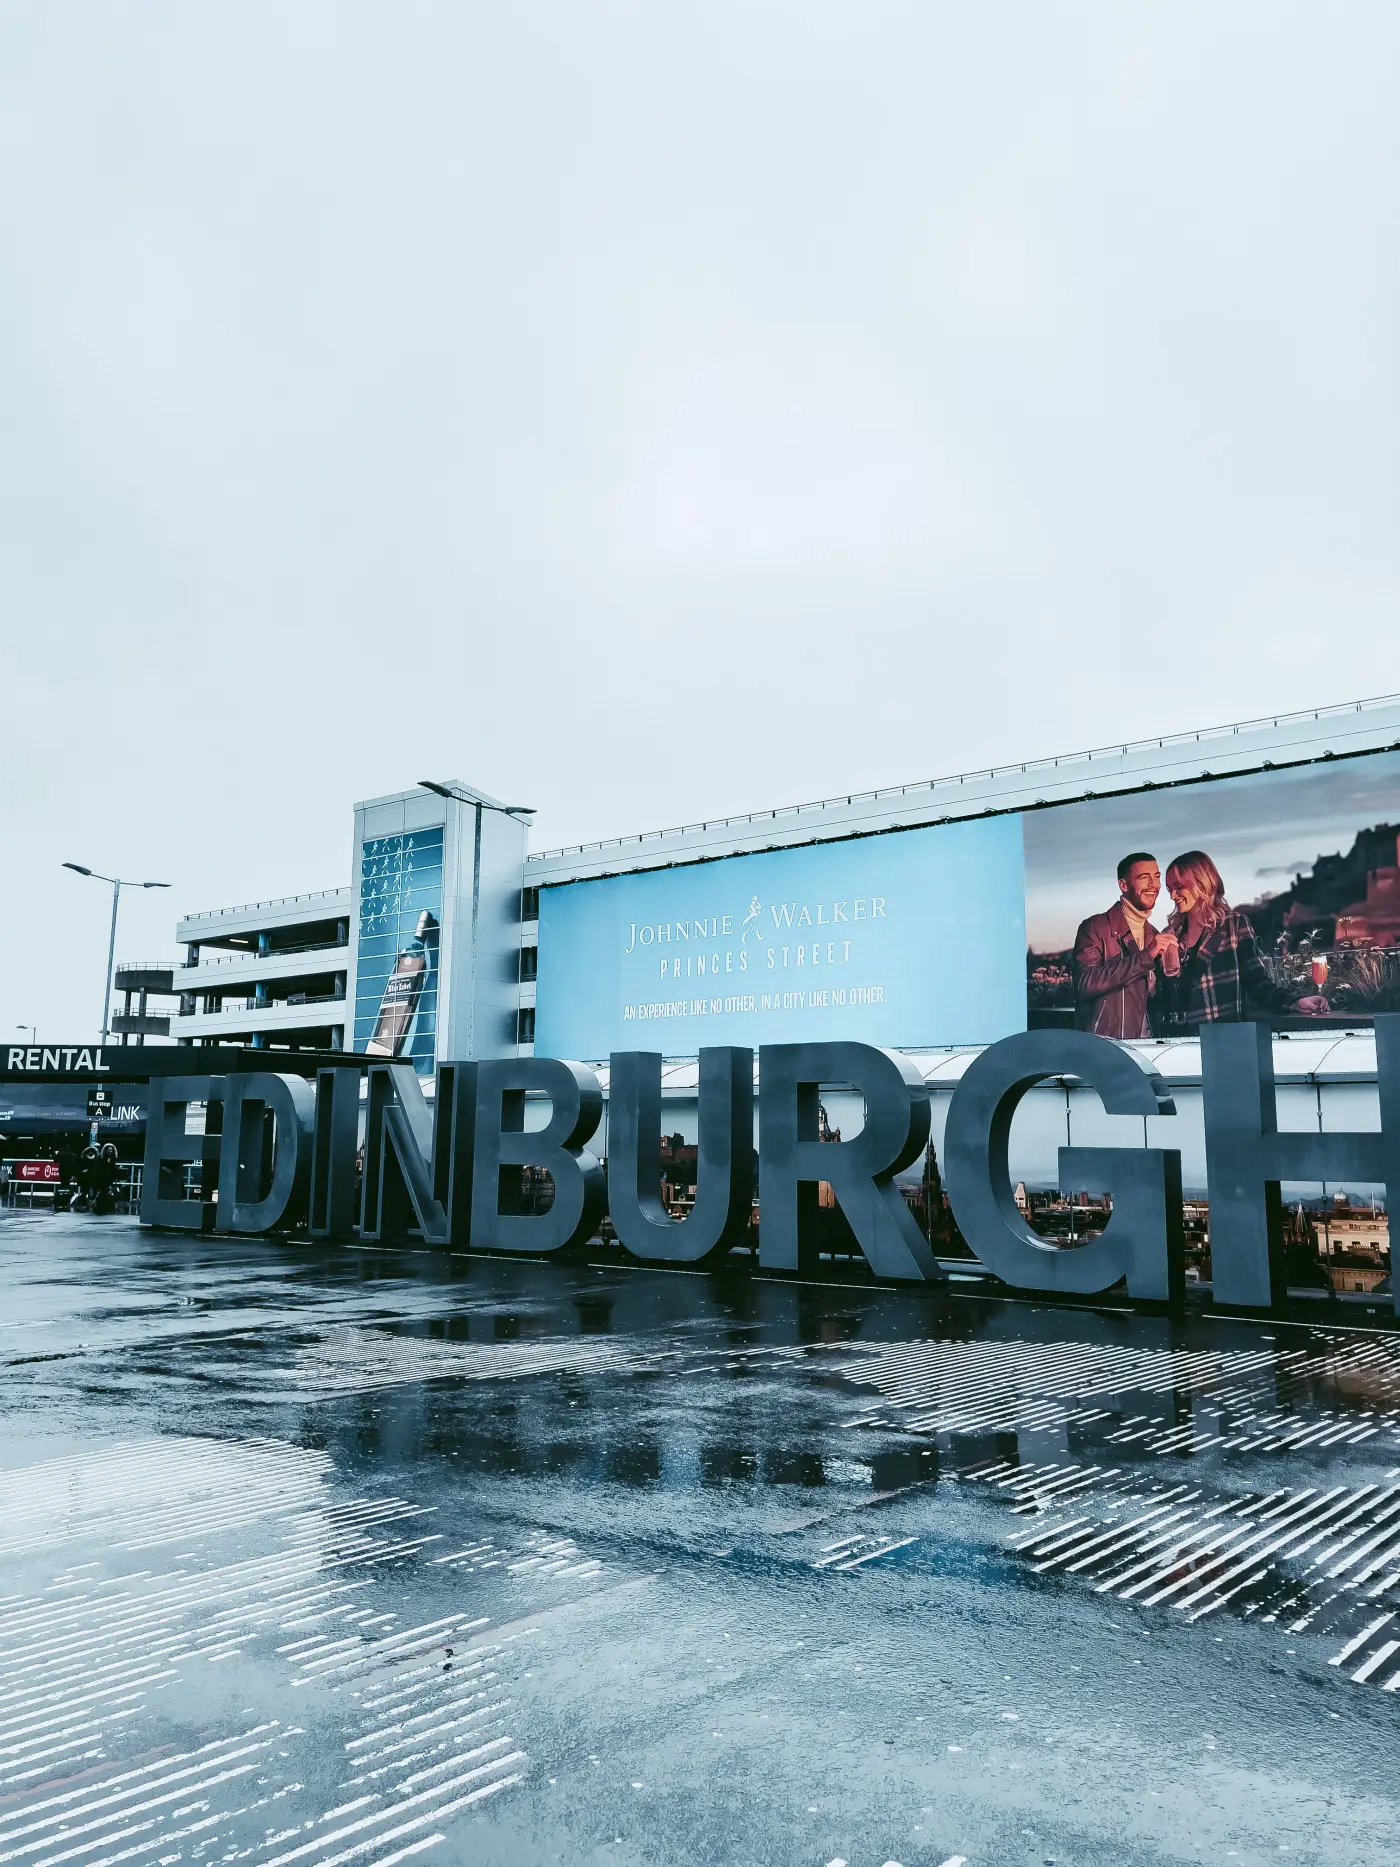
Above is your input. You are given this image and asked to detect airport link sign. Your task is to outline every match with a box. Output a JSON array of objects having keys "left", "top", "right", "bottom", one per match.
[{"left": 131, "top": 1021, "right": 1400, "bottom": 1314}]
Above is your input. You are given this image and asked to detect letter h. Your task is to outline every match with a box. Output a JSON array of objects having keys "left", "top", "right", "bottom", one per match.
[{"left": 1201, "top": 1020, "right": 1400, "bottom": 1310}]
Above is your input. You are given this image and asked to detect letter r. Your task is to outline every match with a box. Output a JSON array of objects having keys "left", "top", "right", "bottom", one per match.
[{"left": 758, "top": 1042, "right": 941, "bottom": 1281}]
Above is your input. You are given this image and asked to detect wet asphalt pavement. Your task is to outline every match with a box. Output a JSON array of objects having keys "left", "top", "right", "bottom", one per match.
[{"left": 3, "top": 1213, "right": 1400, "bottom": 1867}]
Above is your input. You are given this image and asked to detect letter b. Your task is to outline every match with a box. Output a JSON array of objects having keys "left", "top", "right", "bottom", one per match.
[{"left": 470, "top": 1059, "right": 606, "bottom": 1252}]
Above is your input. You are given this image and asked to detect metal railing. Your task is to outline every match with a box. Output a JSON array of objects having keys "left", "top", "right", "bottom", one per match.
[
  {"left": 2, "top": 1162, "right": 149, "bottom": 1214},
  {"left": 527, "top": 691, "right": 1400, "bottom": 863},
  {"left": 179, "top": 885, "right": 350, "bottom": 926},
  {"left": 180, "top": 937, "right": 350, "bottom": 967},
  {"left": 186, "top": 990, "right": 346, "bottom": 1016}
]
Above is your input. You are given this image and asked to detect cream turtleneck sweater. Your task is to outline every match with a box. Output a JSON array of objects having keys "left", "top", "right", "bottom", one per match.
[{"left": 1119, "top": 899, "right": 1151, "bottom": 950}]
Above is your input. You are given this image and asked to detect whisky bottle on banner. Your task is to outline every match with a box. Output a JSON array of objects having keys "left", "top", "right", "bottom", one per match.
[{"left": 366, "top": 910, "right": 438, "bottom": 1057}]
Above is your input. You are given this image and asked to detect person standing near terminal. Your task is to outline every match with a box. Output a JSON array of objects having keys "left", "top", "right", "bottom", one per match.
[
  {"left": 1159, "top": 850, "right": 1330, "bottom": 1027},
  {"left": 1072, "top": 852, "right": 1179, "bottom": 1038}
]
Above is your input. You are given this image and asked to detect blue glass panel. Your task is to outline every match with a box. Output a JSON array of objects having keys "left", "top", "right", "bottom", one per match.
[{"left": 352, "top": 827, "right": 444, "bottom": 1073}]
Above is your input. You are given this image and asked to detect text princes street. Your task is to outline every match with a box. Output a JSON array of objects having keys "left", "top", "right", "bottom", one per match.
[{"left": 658, "top": 940, "right": 856, "bottom": 980}]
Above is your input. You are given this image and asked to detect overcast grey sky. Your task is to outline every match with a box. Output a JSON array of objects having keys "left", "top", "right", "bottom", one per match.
[{"left": 3, "top": 2, "right": 1398, "bottom": 1041}]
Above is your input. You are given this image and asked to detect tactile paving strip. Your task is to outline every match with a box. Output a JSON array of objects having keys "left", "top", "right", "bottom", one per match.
[
  {"left": 0, "top": 1436, "right": 605, "bottom": 1867},
  {"left": 828, "top": 1328, "right": 1400, "bottom": 1691}
]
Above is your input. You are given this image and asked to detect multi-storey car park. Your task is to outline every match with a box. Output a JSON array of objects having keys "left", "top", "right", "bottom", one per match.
[{"left": 122, "top": 690, "right": 1400, "bottom": 1064}]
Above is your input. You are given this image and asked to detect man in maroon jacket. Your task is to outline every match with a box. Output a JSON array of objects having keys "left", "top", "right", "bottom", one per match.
[{"left": 1072, "top": 852, "right": 1179, "bottom": 1038}]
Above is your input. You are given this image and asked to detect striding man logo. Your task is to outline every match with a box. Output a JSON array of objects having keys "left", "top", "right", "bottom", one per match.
[{"left": 740, "top": 896, "right": 765, "bottom": 943}]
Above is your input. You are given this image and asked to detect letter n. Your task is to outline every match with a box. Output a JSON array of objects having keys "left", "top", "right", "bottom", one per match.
[
  {"left": 360, "top": 1065, "right": 449, "bottom": 1245},
  {"left": 433, "top": 1062, "right": 477, "bottom": 1248}
]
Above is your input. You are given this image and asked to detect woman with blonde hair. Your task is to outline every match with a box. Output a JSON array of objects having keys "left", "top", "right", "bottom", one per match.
[{"left": 1159, "top": 850, "right": 1330, "bottom": 1028}]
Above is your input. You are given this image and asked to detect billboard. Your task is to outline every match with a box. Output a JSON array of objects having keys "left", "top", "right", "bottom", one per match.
[
  {"left": 535, "top": 745, "right": 1400, "bottom": 1060},
  {"left": 535, "top": 816, "right": 1027, "bottom": 1058},
  {"left": 1025, "top": 750, "right": 1400, "bottom": 1036},
  {"left": 353, "top": 827, "right": 443, "bottom": 1073}
]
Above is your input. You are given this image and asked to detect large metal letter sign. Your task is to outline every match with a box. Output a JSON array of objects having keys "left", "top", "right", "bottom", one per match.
[
  {"left": 360, "top": 1064, "right": 448, "bottom": 1246},
  {"left": 470, "top": 1058, "right": 606, "bottom": 1253},
  {"left": 309, "top": 1066, "right": 360, "bottom": 1241},
  {"left": 141, "top": 1076, "right": 223, "bottom": 1230},
  {"left": 608, "top": 1049, "right": 754, "bottom": 1262},
  {"left": 758, "top": 1043, "right": 940, "bottom": 1281},
  {"left": 216, "top": 1074, "right": 314, "bottom": 1234},
  {"left": 1201, "top": 1020, "right": 1398, "bottom": 1310},
  {"left": 1380, "top": 1017, "right": 1400, "bottom": 1317},
  {"left": 943, "top": 1030, "right": 1184, "bottom": 1302},
  {"left": 432, "top": 1063, "right": 478, "bottom": 1250},
  {"left": 119, "top": 1019, "right": 1400, "bottom": 1312}
]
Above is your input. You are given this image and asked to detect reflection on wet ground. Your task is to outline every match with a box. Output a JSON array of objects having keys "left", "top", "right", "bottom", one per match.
[{"left": 3, "top": 1212, "right": 1400, "bottom": 1865}]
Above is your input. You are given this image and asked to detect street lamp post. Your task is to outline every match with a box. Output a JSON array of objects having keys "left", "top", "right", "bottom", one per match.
[
  {"left": 62, "top": 865, "right": 171, "bottom": 1041},
  {"left": 416, "top": 781, "right": 534, "bottom": 1061},
  {"left": 15, "top": 1024, "right": 37, "bottom": 1046}
]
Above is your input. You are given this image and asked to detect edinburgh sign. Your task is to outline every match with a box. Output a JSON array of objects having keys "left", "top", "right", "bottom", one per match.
[{"left": 128, "top": 1021, "right": 1400, "bottom": 1314}]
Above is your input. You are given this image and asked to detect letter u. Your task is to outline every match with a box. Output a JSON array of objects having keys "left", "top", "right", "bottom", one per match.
[{"left": 607, "top": 1049, "right": 754, "bottom": 1262}]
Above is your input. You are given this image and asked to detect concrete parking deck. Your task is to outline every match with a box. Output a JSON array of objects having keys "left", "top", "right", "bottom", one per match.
[{"left": 3, "top": 1211, "right": 1400, "bottom": 1865}]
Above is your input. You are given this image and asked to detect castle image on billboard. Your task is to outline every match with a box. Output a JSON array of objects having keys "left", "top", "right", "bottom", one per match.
[{"left": 1024, "top": 752, "right": 1400, "bottom": 1033}]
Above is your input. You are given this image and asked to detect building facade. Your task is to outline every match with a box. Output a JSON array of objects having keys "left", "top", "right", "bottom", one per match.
[
  {"left": 172, "top": 887, "right": 352, "bottom": 1051},
  {"left": 127, "top": 691, "right": 1400, "bottom": 1071}
]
